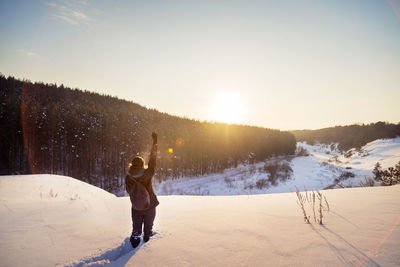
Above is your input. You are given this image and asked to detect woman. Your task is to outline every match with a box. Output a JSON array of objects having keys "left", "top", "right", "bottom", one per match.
[{"left": 125, "top": 132, "right": 159, "bottom": 248}]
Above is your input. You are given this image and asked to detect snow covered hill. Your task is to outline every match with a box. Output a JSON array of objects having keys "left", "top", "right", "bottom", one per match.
[
  {"left": 155, "top": 137, "right": 400, "bottom": 195},
  {"left": 0, "top": 175, "right": 132, "bottom": 267},
  {"left": 1, "top": 174, "right": 400, "bottom": 266}
]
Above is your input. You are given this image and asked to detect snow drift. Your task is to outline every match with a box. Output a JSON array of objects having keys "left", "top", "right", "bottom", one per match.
[
  {"left": 1, "top": 174, "right": 400, "bottom": 266},
  {"left": 0, "top": 175, "right": 131, "bottom": 267}
]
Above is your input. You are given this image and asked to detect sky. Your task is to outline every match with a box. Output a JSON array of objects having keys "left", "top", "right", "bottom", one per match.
[{"left": 0, "top": 0, "right": 399, "bottom": 130}]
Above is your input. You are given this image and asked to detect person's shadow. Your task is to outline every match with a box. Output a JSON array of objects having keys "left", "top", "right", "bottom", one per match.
[{"left": 70, "top": 237, "right": 145, "bottom": 267}]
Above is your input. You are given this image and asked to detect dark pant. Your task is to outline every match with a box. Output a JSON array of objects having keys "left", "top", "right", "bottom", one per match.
[{"left": 131, "top": 207, "right": 156, "bottom": 238}]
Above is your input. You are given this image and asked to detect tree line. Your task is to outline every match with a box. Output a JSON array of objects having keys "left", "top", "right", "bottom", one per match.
[
  {"left": 291, "top": 122, "right": 400, "bottom": 151},
  {"left": 0, "top": 75, "right": 296, "bottom": 192}
]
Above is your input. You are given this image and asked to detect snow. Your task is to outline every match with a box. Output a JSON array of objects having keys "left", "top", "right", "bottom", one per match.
[
  {"left": 1, "top": 174, "right": 400, "bottom": 266},
  {"left": 1, "top": 137, "right": 400, "bottom": 266},
  {"left": 0, "top": 175, "right": 131, "bottom": 267},
  {"left": 155, "top": 137, "right": 400, "bottom": 195},
  {"left": 338, "top": 138, "right": 400, "bottom": 170}
]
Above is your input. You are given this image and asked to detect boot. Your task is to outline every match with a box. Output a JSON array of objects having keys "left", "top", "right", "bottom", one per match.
[
  {"left": 143, "top": 231, "right": 156, "bottom": 242},
  {"left": 130, "top": 234, "right": 141, "bottom": 248}
]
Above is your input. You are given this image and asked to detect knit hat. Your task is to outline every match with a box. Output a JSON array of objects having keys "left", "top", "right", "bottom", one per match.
[{"left": 131, "top": 156, "right": 144, "bottom": 169}]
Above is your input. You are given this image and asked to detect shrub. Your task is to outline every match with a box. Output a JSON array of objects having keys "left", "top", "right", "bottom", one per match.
[
  {"left": 280, "top": 163, "right": 293, "bottom": 175},
  {"left": 264, "top": 162, "right": 278, "bottom": 177},
  {"left": 328, "top": 156, "right": 341, "bottom": 164},
  {"left": 356, "top": 147, "right": 369, "bottom": 157},
  {"left": 244, "top": 182, "right": 254, "bottom": 190},
  {"left": 249, "top": 165, "right": 256, "bottom": 175},
  {"left": 344, "top": 150, "right": 353, "bottom": 158},
  {"left": 256, "top": 178, "right": 269, "bottom": 189},
  {"left": 263, "top": 161, "right": 293, "bottom": 186},
  {"left": 341, "top": 171, "right": 355, "bottom": 179},
  {"left": 334, "top": 171, "right": 355, "bottom": 183},
  {"left": 264, "top": 162, "right": 278, "bottom": 185},
  {"left": 373, "top": 161, "right": 400, "bottom": 186},
  {"left": 296, "top": 146, "right": 310, "bottom": 157},
  {"left": 224, "top": 177, "right": 234, "bottom": 188},
  {"left": 330, "top": 144, "right": 336, "bottom": 151}
]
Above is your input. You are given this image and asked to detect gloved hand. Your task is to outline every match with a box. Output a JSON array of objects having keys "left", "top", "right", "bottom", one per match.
[{"left": 152, "top": 132, "right": 157, "bottom": 145}]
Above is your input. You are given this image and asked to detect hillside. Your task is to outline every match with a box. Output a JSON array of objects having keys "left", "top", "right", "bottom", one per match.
[
  {"left": 0, "top": 75, "right": 295, "bottom": 193},
  {"left": 291, "top": 122, "right": 400, "bottom": 151},
  {"left": 154, "top": 137, "right": 400, "bottom": 196},
  {"left": 0, "top": 175, "right": 399, "bottom": 266}
]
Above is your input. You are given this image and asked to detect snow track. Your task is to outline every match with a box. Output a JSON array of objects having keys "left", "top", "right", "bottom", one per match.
[
  {"left": 68, "top": 238, "right": 133, "bottom": 267},
  {"left": 69, "top": 232, "right": 163, "bottom": 267}
]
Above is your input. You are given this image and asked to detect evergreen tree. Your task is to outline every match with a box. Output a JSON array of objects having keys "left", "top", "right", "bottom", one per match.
[
  {"left": 373, "top": 162, "right": 383, "bottom": 181},
  {"left": 0, "top": 75, "right": 296, "bottom": 192}
]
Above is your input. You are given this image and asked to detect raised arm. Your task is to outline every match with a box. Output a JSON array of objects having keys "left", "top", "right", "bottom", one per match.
[
  {"left": 125, "top": 174, "right": 134, "bottom": 194},
  {"left": 147, "top": 132, "right": 158, "bottom": 176}
]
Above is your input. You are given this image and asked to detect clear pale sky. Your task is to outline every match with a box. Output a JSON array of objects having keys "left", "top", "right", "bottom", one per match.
[{"left": 1, "top": 0, "right": 399, "bottom": 130}]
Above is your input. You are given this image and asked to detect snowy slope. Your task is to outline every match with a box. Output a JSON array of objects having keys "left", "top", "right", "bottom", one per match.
[
  {"left": 0, "top": 175, "right": 132, "bottom": 267},
  {"left": 0, "top": 175, "right": 399, "bottom": 266},
  {"left": 337, "top": 137, "right": 400, "bottom": 170},
  {"left": 155, "top": 137, "right": 400, "bottom": 195}
]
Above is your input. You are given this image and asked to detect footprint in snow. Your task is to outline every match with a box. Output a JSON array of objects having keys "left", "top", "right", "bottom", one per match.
[{"left": 68, "top": 232, "right": 161, "bottom": 267}]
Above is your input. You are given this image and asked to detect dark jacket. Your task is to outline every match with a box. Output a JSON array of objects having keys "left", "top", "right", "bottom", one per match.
[{"left": 125, "top": 144, "right": 159, "bottom": 211}]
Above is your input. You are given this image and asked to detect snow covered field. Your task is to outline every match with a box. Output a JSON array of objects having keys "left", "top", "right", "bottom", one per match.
[
  {"left": 155, "top": 137, "right": 400, "bottom": 195},
  {"left": 1, "top": 174, "right": 400, "bottom": 266},
  {"left": 1, "top": 137, "right": 399, "bottom": 266}
]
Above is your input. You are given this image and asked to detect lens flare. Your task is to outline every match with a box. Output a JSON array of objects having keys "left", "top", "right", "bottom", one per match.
[
  {"left": 21, "top": 82, "right": 35, "bottom": 174},
  {"left": 388, "top": 0, "right": 400, "bottom": 20},
  {"left": 356, "top": 215, "right": 400, "bottom": 267},
  {"left": 176, "top": 138, "right": 185, "bottom": 147}
]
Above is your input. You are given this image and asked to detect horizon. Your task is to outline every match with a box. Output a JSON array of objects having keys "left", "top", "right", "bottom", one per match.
[{"left": 1, "top": 0, "right": 400, "bottom": 130}]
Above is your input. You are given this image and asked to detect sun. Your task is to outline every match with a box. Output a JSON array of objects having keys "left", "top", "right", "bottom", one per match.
[{"left": 208, "top": 91, "right": 245, "bottom": 124}]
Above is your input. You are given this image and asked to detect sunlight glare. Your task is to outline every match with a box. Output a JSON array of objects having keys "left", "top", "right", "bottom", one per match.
[{"left": 208, "top": 91, "right": 245, "bottom": 124}]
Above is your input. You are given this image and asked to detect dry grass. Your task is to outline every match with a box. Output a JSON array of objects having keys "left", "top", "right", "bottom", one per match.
[
  {"left": 49, "top": 189, "right": 58, "bottom": 198},
  {"left": 296, "top": 188, "right": 330, "bottom": 225},
  {"left": 359, "top": 176, "right": 375, "bottom": 187},
  {"left": 316, "top": 191, "right": 323, "bottom": 225},
  {"left": 306, "top": 191, "right": 317, "bottom": 223},
  {"left": 296, "top": 188, "right": 310, "bottom": 224}
]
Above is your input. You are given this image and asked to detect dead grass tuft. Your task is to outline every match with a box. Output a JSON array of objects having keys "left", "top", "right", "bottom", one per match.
[{"left": 296, "top": 187, "right": 330, "bottom": 225}]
